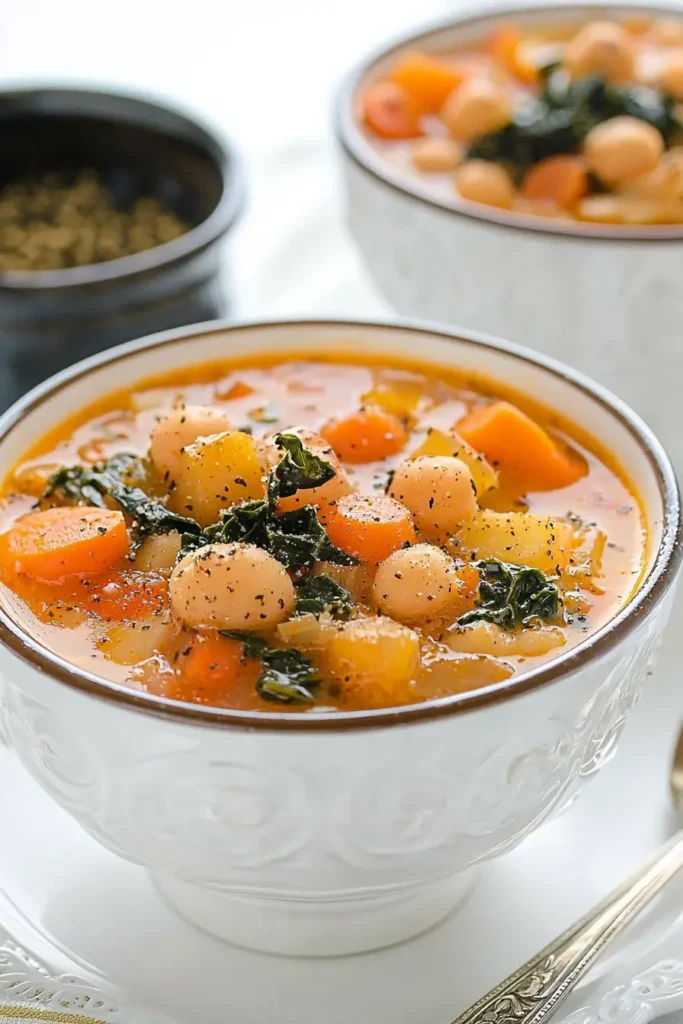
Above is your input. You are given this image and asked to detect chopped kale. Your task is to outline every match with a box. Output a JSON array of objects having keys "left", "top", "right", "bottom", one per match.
[
  {"left": 220, "top": 630, "right": 269, "bottom": 660},
  {"left": 457, "top": 559, "right": 562, "bottom": 629},
  {"left": 43, "top": 455, "right": 203, "bottom": 546},
  {"left": 295, "top": 573, "right": 354, "bottom": 618},
  {"left": 224, "top": 631, "right": 321, "bottom": 704},
  {"left": 268, "top": 431, "right": 336, "bottom": 500},
  {"left": 468, "top": 75, "right": 681, "bottom": 176},
  {"left": 256, "top": 647, "right": 322, "bottom": 704}
]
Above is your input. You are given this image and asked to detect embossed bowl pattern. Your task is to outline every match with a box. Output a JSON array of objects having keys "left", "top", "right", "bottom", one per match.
[{"left": 0, "top": 320, "right": 678, "bottom": 956}]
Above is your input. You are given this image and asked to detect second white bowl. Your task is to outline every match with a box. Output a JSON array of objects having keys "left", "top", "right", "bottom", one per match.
[{"left": 335, "top": 4, "right": 683, "bottom": 470}]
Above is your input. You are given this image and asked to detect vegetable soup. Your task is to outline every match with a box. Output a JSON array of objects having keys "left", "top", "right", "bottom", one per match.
[
  {"left": 360, "top": 15, "right": 683, "bottom": 225},
  {"left": 0, "top": 353, "right": 646, "bottom": 712}
]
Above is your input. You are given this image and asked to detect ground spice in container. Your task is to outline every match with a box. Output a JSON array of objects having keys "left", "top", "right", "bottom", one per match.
[{"left": 0, "top": 170, "right": 191, "bottom": 272}]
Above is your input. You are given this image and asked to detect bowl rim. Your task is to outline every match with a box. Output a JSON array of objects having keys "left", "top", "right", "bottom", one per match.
[
  {"left": 0, "top": 316, "right": 679, "bottom": 732},
  {"left": 334, "top": 1, "right": 683, "bottom": 244},
  {"left": 0, "top": 85, "right": 245, "bottom": 291}
]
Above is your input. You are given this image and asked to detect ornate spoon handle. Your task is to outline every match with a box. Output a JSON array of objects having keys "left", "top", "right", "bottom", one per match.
[{"left": 451, "top": 829, "right": 683, "bottom": 1024}]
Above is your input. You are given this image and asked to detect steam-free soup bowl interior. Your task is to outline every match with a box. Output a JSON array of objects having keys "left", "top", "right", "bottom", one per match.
[
  {"left": 335, "top": 3, "right": 683, "bottom": 470},
  {"left": 0, "top": 320, "right": 678, "bottom": 957}
]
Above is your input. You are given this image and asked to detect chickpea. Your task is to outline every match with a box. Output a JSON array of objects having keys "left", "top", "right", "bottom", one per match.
[
  {"left": 150, "top": 405, "right": 231, "bottom": 482},
  {"left": 564, "top": 21, "right": 636, "bottom": 83},
  {"left": 371, "top": 543, "right": 460, "bottom": 623},
  {"left": 440, "top": 79, "right": 511, "bottom": 142},
  {"left": 647, "top": 19, "right": 683, "bottom": 48},
  {"left": 411, "top": 136, "right": 463, "bottom": 173},
  {"left": 169, "top": 543, "right": 296, "bottom": 631},
  {"left": 660, "top": 49, "right": 683, "bottom": 98},
  {"left": 389, "top": 455, "right": 478, "bottom": 536},
  {"left": 583, "top": 116, "right": 664, "bottom": 184},
  {"left": 618, "top": 155, "right": 683, "bottom": 201},
  {"left": 454, "top": 160, "right": 515, "bottom": 209}
]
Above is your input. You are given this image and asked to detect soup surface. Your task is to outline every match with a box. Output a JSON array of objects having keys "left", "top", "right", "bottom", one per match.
[
  {"left": 0, "top": 352, "right": 645, "bottom": 712},
  {"left": 360, "top": 15, "right": 683, "bottom": 225}
]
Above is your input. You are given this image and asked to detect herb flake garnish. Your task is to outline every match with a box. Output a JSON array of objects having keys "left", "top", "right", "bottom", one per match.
[{"left": 457, "top": 558, "right": 562, "bottom": 629}]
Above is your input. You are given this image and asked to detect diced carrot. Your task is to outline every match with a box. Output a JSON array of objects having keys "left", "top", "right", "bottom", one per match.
[
  {"left": 0, "top": 507, "right": 130, "bottom": 582},
  {"left": 521, "top": 156, "right": 588, "bottom": 207},
  {"left": 169, "top": 634, "right": 261, "bottom": 706},
  {"left": 362, "top": 82, "right": 424, "bottom": 140},
  {"left": 490, "top": 24, "right": 539, "bottom": 86},
  {"left": 322, "top": 407, "right": 408, "bottom": 463},
  {"left": 216, "top": 380, "right": 254, "bottom": 401},
  {"left": 325, "top": 494, "right": 416, "bottom": 565},
  {"left": 457, "top": 402, "right": 586, "bottom": 491},
  {"left": 389, "top": 51, "right": 467, "bottom": 110}
]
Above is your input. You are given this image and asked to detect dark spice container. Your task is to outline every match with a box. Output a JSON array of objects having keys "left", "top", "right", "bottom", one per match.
[{"left": 0, "top": 88, "right": 244, "bottom": 410}]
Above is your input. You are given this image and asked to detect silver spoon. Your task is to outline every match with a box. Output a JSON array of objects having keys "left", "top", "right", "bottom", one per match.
[{"left": 450, "top": 727, "right": 683, "bottom": 1024}]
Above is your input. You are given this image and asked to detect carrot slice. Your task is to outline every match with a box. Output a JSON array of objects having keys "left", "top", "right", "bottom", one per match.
[
  {"left": 82, "top": 570, "right": 169, "bottom": 621},
  {"left": 0, "top": 507, "right": 130, "bottom": 581},
  {"left": 362, "top": 82, "right": 424, "bottom": 140},
  {"left": 490, "top": 24, "right": 538, "bottom": 86},
  {"left": 389, "top": 51, "right": 466, "bottom": 110},
  {"left": 325, "top": 494, "right": 416, "bottom": 565},
  {"left": 322, "top": 407, "right": 408, "bottom": 463},
  {"left": 521, "top": 155, "right": 588, "bottom": 207},
  {"left": 169, "top": 634, "right": 261, "bottom": 706},
  {"left": 457, "top": 402, "right": 585, "bottom": 491}
]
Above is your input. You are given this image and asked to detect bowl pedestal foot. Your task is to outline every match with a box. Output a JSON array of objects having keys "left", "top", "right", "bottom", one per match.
[{"left": 155, "top": 868, "right": 478, "bottom": 957}]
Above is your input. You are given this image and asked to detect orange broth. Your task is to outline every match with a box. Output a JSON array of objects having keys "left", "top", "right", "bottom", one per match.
[{"left": 0, "top": 352, "right": 646, "bottom": 712}]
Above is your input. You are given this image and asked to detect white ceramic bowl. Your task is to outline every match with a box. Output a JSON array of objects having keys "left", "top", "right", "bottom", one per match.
[
  {"left": 0, "top": 319, "right": 679, "bottom": 956},
  {"left": 335, "top": 4, "right": 683, "bottom": 471}
]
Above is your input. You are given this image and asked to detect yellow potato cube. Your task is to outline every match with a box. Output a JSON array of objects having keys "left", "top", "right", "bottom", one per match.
[
  {"left": 327, "top": 616, "right": 421, "bottom": 708},
  {"left": 455, "top": 509, "right": 575, "bottom": 574},
  {"left": 169, "top": 430, "right": 265, "bottom": 527},
  {"left": 411, "top": 427, "right": 499, "bottom": 494}
]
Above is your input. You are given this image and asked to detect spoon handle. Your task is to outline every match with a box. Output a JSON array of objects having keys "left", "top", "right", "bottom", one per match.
[{"left": 451, "top": 830, "right": 683, "bottom": 1024}]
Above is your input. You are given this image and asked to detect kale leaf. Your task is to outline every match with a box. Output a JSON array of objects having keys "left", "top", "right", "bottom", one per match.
[
  {"left": 457, "top": 559, "right": 562, "bottom": 629},
  {"left": 256, "top": 647, "right": 322, "bottom": 704},
  {"left": 43, "top": 455, "right": 203, "bottom": 546},
  {"left": 220, "top": 630, "right": 269, "bottom": 660},
  {"left": 295, "top": 573, "right": 354, "bottom": 618},
  {"left": 45, "top": 433, "right": 357, "bottom": 575},
  {"left": 195, "top": 501, "right": 357, "bottom": 572},
  {"left": 469, "top": 75, "right": 681, "bottom": 176},
  {"left": 268, "top": 432, "right": 336, "bottom": 500},
  {"left": 223, "top": 631, "right": 321, "bottom": 704}
]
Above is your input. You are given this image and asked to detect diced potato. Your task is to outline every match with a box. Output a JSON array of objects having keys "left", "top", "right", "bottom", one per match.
[
  {"left": 134, "top": 532, "right": 182, "bottom": 572},
  {"left": 563, "top": 526, "right": 607, "bottom": 592},
  {"left": 169, "top": 430, "right": 265, "bottom": 527},
  {"left": 361, "top": 385, "right": 425, "bottom": 421},
  {"left": 98, "top": 614, "right": 176, "bottom": 665},
  {"left": 417, "top": 651, "right": 513, "bottom": 696},
  {"left": 455, "top": 509, "right": 575, "bottom": 574},
  {"left": 326, "top": 616, "right": 420, "bottom": 708},
  {"left": 445, "top": 621, "right": 566, "bottom": 657},
  {"left": 277, "top": 612, "right": 340, "bottom": 650},
  {"left": 410, "top": 428, "right": 499, "bottom": 494}
]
